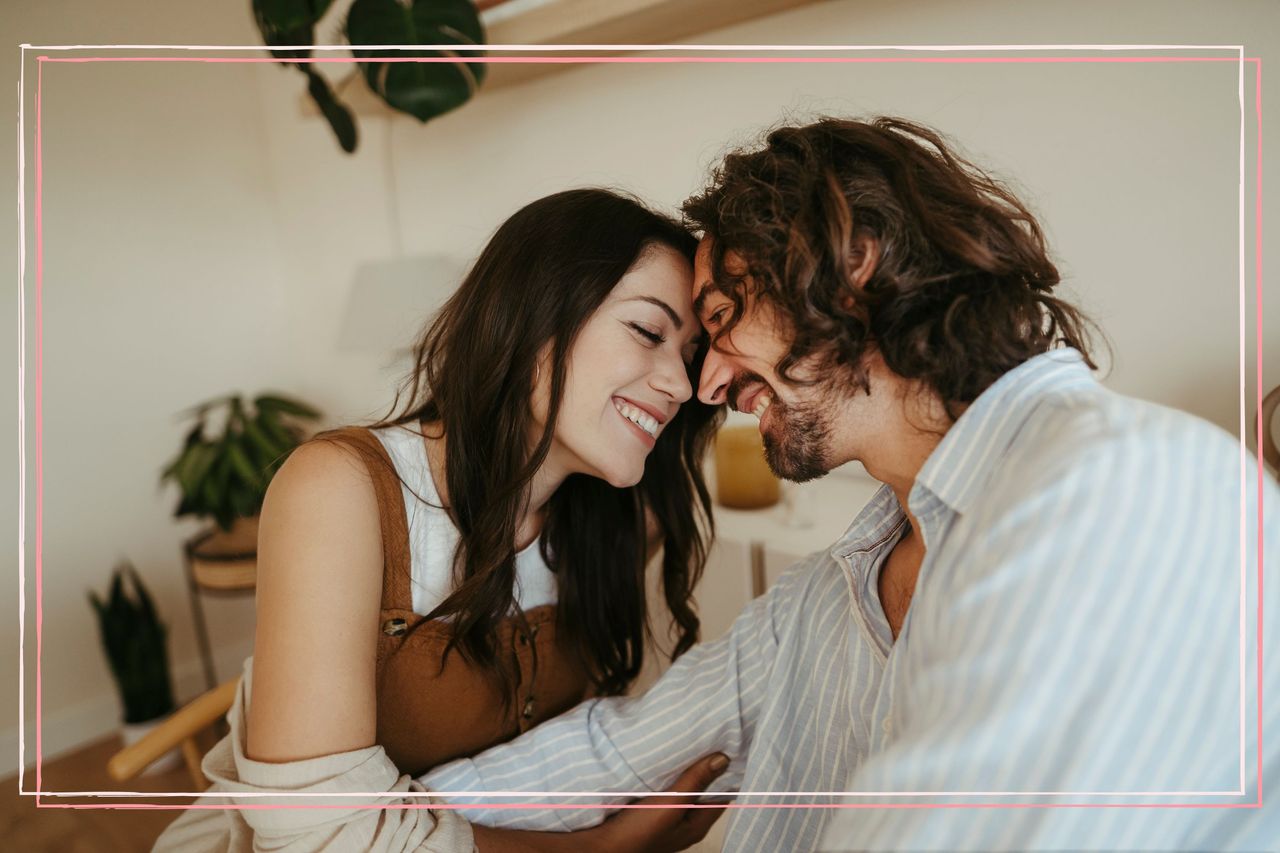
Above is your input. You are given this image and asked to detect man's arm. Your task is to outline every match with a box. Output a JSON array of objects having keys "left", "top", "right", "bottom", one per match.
[
  {"left": 419, "top": 555, "right": 819, "bottom": 832},
  {"left": 820, "top": 425, "right": 1277, "bottom": 850}
]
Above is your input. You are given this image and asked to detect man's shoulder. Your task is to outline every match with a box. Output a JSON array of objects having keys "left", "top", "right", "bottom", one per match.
[{"left": 999, "top": 380, "right": 1237, "bottom": 496}]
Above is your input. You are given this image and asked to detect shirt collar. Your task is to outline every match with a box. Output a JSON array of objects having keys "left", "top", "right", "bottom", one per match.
[{"left": 912, "top": 347, "right": 1097, "bottom": 515}]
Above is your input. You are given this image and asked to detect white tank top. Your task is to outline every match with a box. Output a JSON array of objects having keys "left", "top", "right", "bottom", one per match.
[{"left": 372, "top": 424, "right": 559, "bottom": 617}]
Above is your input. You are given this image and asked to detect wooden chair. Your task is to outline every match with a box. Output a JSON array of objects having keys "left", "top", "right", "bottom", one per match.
[
  {"left": 1260, "top": 384, "right": 1280, "bottom": 475},
  {"left": 107, "top": 678, "right": 239, "bottom": 791}
]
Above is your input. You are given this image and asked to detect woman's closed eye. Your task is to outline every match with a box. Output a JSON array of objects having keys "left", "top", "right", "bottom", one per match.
[{"left": 628, "top": 322, "right": 666, "bottom": 345}]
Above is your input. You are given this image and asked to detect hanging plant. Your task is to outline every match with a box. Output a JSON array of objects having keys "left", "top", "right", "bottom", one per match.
[{"left": 251, "top": 0, "right": 488, "bottom": 153}]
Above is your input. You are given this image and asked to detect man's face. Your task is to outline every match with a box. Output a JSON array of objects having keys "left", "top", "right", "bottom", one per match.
[{"left": 692, "top": 239, "right": 842, "bottom": 482}]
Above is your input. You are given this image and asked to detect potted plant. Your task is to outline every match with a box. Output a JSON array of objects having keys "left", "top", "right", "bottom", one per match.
[
  {"left": 89, "top": 562, "right": 181, "bottom": 773},
  {"left": 160, "top": 393, "right": 321, "bottom": 577},
  {"left": 252, "top": 0, "right": 489, "bottom": 153}
]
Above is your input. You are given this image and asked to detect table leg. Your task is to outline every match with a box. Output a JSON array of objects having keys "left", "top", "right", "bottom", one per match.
[{"left": 183, "top": 545, "right": 218, "bottom": 692}]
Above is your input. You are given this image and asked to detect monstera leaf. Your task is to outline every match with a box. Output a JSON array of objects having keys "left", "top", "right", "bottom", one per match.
[
  {"left": 346, "top": 0, "right": 487, "bottom": 123},
  {"left": 252, "top": 0, "right": 485, "bottom": 151},
  {"left": 252, "top": 0, "right": 358, "bottom": 152}
]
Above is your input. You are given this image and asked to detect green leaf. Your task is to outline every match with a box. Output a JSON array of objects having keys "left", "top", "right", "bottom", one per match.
[
  {"left": 127, "top": 566, "right": 162, "bottom": 629},
  {"left": 163, "top": 444, "right": 196, "bottom": 488},
  {"left": 252, "top": 0, "right": 335, "bottom": 61},
  {"left": 183, "top": 444, "right": 219, "bottom": 495},
  {"left": 172, "top": 443, "right": 218, "bottom": 496},
  {"left": 254, "top": 0, "right": 334, "bottom": 34},
  {"left": 242, "top": 417, "right": 285, "bottom": 467},
  {"left": 257, "top": 413, "right": 294, "bottom": 449},
  {"left": 226, "top": 439, "right": 263, "bottom": 490},
  {"left": 88, "top": 563, "right": 176, "bottom": 723},
  {"left": 254, "top": 394, "right": 322, "bottom": 420},
  {"left": 305, "top": 69, "right": 359, "bottom": 153},
  {"left": 199, "top": 455, "right": 228, "bottom": 514},
  {"left": 229, "top": 480, "right": 257, "bottom": 519},
  {"left": 228, "top": 395, "right": 247, "bottom": 430},
  {"left": 182, "top": 421, "right": 205, "bottom": 448},
  {"left": 346, "top": 0, "right": 486, "bottom": 124},
  {"left": 108, "top": 571, "right": 126, "bottom": 614}
]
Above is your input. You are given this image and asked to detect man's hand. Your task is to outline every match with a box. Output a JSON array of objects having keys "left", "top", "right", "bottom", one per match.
[{"left": 472, "top": 752, "right": 731, "bottom": 853}]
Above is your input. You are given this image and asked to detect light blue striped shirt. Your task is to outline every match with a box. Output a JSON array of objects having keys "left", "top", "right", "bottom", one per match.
[{"left": 422, "top": 349, "right": 1278, "bottom": 851}]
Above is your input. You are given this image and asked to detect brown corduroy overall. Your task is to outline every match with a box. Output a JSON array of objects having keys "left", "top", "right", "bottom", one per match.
[{"left": 322, "top": 427, "right": 591, "bottom": 778}]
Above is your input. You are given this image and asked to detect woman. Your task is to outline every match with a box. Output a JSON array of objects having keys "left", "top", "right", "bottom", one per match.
[{"left": 156, "top": 189, "right": 724, "bottom": 851}]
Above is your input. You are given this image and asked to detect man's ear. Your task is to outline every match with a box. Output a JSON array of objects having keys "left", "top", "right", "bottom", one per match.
[
  {"left": 849, "top": 232, "right": 880, "bottom": 287},
  {"left": 838, "top": 233, "right": 880, "bottom": 312}
]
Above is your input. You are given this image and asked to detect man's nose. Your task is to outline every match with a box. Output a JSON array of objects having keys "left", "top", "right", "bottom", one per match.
[{"left": 698, "top": 346, "right": 733, "bottom": 406}]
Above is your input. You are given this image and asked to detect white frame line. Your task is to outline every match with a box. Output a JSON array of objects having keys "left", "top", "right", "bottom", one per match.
[{"left": 17, "top": 42, "right": 1255, "bottom": 804}]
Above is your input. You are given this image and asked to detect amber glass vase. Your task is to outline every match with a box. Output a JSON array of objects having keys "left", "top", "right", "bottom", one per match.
[{"left": 714, "top": 425, "right": 781, "bottom": 509}]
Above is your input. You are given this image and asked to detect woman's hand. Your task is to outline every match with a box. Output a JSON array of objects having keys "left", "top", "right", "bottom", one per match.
[
  {"left": 472, "top": 752, "right": 730, "bottom": 853},
  {"left": 588, "top": 752, "right": 730, "bottom": 853}
]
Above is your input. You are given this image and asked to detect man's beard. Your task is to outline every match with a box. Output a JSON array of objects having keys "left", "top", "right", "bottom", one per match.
[{"left": 761, "top": 395, "right": 834, "bottom": 483}]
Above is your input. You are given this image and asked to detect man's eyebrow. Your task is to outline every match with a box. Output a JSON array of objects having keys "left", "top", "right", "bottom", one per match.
[
  {"left": 692, "top": 280, "right": 715, "bottom": 317},
  {"left": 624, "top": 296, "right": 683, "bottom": 330}
]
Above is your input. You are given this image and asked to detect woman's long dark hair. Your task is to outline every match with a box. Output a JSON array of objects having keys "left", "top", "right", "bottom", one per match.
[{"left": 372, "top": 189, "right": 722, "bottom": 697}]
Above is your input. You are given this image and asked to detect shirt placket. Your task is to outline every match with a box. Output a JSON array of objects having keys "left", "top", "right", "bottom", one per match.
[{"left": 512, "top": 621, "right": 541, "bottom": 732}]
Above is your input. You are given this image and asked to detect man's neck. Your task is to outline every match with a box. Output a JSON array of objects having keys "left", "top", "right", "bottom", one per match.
[{"left": 833, "top": 378, "right": 954, "bottom": 640}]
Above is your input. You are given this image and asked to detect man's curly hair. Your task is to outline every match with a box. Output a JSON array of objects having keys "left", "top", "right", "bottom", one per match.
[{"left": 682, "top": 116, "right": 1099, "bottom": 420}]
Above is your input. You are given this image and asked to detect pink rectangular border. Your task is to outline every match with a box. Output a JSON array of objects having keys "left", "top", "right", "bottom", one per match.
[{"left": 19, "top": 47, "right": 1266, "bottom": 813}]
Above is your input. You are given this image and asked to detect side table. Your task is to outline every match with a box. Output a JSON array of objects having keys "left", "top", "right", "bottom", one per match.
[{"left": 183, "top": 517, "right": 258, "bottom": 692}]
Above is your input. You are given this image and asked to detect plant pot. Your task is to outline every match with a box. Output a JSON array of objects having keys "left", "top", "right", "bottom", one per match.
[
  {"left": 121, "top": 714, "right": 182, "bottom": 776},
  {"left": 189, "top": 516, "right": 259, "bottom": 591}
]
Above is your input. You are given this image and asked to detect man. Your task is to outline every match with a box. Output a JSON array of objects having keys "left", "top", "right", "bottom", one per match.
[{"left": 425, "top": 117, "right": 1277, "bottom": 851}]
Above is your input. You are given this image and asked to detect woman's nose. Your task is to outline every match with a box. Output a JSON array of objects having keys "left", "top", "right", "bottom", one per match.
[{"left": 653, "top": 351, "right": 693, "bottom": 404}]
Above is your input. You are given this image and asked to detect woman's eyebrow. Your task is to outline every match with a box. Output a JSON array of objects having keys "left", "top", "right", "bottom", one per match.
[{"left": 622, "top": 296, "right": 683, "bottom": 330}]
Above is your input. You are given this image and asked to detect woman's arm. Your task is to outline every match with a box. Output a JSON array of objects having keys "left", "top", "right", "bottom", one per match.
[{"left": 246, "top": 439, "right": 384, "bottom": 762}]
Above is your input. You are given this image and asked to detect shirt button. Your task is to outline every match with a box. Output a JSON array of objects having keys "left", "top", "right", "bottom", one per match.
[
  {"left": 881, "top": 716, "right": 893, "bottom": 737},
  {"left": 521, "top": 698, "right": 536, "bottom": 720}
]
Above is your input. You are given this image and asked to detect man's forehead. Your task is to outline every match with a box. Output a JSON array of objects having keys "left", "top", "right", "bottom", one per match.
[{"left": 692, "top": 238, "right": 748, "bottom": 302}]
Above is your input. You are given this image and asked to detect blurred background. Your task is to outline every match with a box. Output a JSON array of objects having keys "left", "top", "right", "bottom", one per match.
[{"left": 2, "top": 0, "right": 1276, "bottom": 848}]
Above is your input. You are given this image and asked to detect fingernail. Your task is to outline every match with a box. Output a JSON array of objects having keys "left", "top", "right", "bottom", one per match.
[{"left": 709, "top": 753, "right": 729, "bottom": 773}]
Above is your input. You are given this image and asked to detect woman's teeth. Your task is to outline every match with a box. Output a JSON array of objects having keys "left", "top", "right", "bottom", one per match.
[
  {"left": 615, "top": 401, "right": 658, "bottom": 438},
  {"left": 752, "top": 394, "right": 772, "bottom": 419}
]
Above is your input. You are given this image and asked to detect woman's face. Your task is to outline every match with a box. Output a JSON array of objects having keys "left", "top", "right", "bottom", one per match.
[{"left": 537, "top": 244, "right": 701, "bottom": 488}]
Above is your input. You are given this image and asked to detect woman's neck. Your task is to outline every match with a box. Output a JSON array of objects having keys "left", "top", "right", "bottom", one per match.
[{"left": 420, "top": 420, "right": 564, "bottom": 551}]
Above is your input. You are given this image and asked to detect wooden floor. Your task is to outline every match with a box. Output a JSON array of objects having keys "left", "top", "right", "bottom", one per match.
[{"left": 0, "top": 733, "right": 202, "bottom": 852}]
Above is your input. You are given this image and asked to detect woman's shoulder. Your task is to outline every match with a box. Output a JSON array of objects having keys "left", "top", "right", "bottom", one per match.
[
  {"left": 260, "top": 438, "right": 385, "bottom": 572},
  {"left": 276, "top": 434, "right": 378, "bottom": 496}
]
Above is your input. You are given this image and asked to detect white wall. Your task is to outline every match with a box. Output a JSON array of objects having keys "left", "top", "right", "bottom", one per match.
[{"left": 3, "top": 0, "right": 1276, "bottom": 775}]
